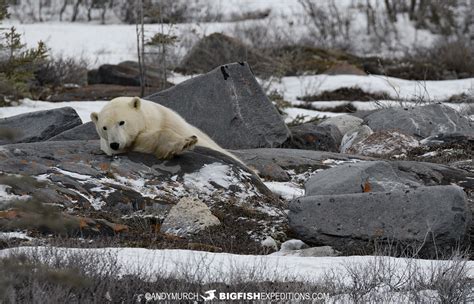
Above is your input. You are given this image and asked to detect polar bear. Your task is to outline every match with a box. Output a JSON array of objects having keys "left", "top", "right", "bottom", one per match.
[{"left": 90, "top": 96, "right": 241, "bottom": 162}]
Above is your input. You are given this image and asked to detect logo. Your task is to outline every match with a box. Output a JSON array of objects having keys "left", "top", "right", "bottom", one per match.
[{"left": 200, "top": 290, "right": 217, "bottom": 301}]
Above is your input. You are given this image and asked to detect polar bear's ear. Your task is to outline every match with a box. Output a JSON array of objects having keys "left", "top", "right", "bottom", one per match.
[
  {"left": 90, "top": 112, "right": 98, "bottom": 124},
  {"left": 130, "top": 97, "right": 141, "bottom": 110}
]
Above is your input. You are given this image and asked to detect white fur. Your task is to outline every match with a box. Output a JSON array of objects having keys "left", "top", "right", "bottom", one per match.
[{"left": 91, "top": 96, "right": 241, "bottom": 162}]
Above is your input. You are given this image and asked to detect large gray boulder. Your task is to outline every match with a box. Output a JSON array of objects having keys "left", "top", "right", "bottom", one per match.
[
  {"left": 146, "top": 62, "right": 290, "bottom": 149},
  {"left": 0, "top": 107, "right": 82, "bottom": 145},
  {"left": 289, "top": 185, "right": 470, "bottom": 253},
  {"left": 365, "top": 104, "right": 472, "bottom": 138}
]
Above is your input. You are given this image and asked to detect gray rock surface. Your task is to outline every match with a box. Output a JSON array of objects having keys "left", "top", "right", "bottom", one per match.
[
  {"left": 305, "top": 161, "right": 421, "bottom": 196},
  {"left": 289, "top": 185, "right": 470, "bottom": 251},
  {"left": 365, "top": 104, "right": 472, "bottom": 138},
  {"left": 0, "top": 141, "right": 284, "bottom": 251},
  {"left": 48, "top": 122, "right": 99, "bottom": 141},
  {"left": 284, "top": 123, "right": 343, "bottom": 152},
  {"left": 0, "top": 107, "right": 82, "bottom": 145},
  {"left": 231, "top": 148, "right": 373, "bottom": 181},
  {"left": 146, "top": 62, "right": 290, "bottom": 149},
  {"left": 160, "top": 197, "right": 221, "bottom": 237},
  {"left": 319, "top": 114, "right": 363, "bottom": 136}
]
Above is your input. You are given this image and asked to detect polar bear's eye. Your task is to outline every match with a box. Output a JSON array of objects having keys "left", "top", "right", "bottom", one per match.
[
  {"left": 103, "top": 126, "right": 107, "bottom": 131},
  {"left": 119, "top": 121, "right": 125, "bottom": 126}
]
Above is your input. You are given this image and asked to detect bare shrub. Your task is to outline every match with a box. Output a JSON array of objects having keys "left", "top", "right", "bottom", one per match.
[
  {"left": 298, "top": 0, "right": 354, "bottom": 50},
  {"left": 34, "top": 55, "right": 89, "bottom": 89}
]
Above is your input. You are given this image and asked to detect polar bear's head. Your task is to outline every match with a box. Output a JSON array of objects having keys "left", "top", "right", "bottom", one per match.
[{"left": 91, "top": 96, "right": 146, "bottom": 155}]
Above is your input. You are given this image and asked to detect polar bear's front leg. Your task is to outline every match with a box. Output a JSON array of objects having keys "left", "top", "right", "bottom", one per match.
[
  {"left": 133, "top": 129, "right": 198, "bottom": 160},
  {"left": 154, "top": 129, "right": 198, "bottom": 159}
]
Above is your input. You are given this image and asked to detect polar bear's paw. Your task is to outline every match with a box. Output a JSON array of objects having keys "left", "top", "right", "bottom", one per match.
[{"left": 158, "top": 134, "right": 198, "bottom": 160}]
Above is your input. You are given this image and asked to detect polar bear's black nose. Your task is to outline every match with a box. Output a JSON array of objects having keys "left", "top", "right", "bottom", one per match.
[{"left": 110, "top": 142, "right": 120, "bottom": 150}]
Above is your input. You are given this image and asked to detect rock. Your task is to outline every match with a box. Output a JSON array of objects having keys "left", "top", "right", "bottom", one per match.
[
  {"left": 146, "top": 62, "right": 290, "bottom": 149},
  {"left": 347, "top": 130, "right": 420, "bottom": 156},
  {"left": 283, "top": 123, "right": 343, "bottom": 152},
  {"left": 160, "top": 197, "right": 220, "bottom": 237},
  {"left": 0, "top": 107, "right": 82, "bottom": 145},
  {"left": 289, "top": 185, "right": 470, "bottom": 253},
  {"left": 88, "top": 61, "right": 173, "bottom": 88},
  {"left": 324, "top": 62, "right": 366, "bottom": 76},
  {"left": 231, "top": 148, "right": 373, "bottom": 181},
  {"left": 340, "top": 125, "right": 373, "bottom": 153},
  {"left": 319, "top": 114, "right": 364, "bottom": 136},
  {"left": 49, "top": 84, "right": 165, "bottom": 102},
  {"left": 305, "top": 161, "right": 421, "bottom": 196},
  {"left": 48, "top": 122, "right": 99, "bottom": 141},
  {"left": 272, "top": 246, "right": 340, "bottom": 257},
  {"left": 176, "top": 33, "right": 278, "bottom": 78},
  {"left": 420, "top": 132, "right": 474, "bottom": 147},
  {"left": 280, "top": 239, "right": 308, "bottom": 251},
  {"left": 365, "top": 104, "right": 473, "bottom": 138},
  {"left": 0, "top": 141, "right": 284, "bottom": 253},
  {"left": 261, "top": 236, "right": 279, "bottom": 251}
]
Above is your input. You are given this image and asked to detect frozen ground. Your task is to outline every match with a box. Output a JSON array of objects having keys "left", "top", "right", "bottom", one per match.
[{"left": 1, "top": 246, "right": 472, "bottom": 284}]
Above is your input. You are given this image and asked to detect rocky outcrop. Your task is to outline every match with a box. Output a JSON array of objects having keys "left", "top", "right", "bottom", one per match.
[
  {"left": 0, "top": 107, "right": 82, "bottom": 145},
  {"left": 0, "top": 141, "right": 285, "bottom": 253},
  {"left": 289, "top": 160, "right": 473, "bottom": 256},
  {"left": 147, "top": 62, "right": 290, "bottom": 149}
]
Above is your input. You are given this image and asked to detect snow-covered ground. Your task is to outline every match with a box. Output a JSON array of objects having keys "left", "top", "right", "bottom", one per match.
[
  {"left": 4, "top": 0, "right": 444, "bottom": 66},
  {"left": 1, "top": 246, "right": 472, "bottom": 284},
  {"left": 273, "top": 74, "right": 474, "bottom": 103},
  {"left": 1, "top": 75, "right": 472, "bottom": 124}
]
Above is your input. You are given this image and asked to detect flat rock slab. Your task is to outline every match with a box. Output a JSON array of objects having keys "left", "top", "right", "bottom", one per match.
[
  {"left": 305, "top": 160, "right": 474, "bottom": 196},
  {"left": 365, "top": 104, "right": 472, "bottom": 138},
  {"left": 0, "top": 107, "right": 82, "bottom": 144},
  {"left": 289, "top": 185, "right": 470, "bottom": 252},
  {"left": 146, "top": 62, "right": 290, "bottom": 149},
  {"left": 305, "top": 161, "right": 421, "bottom": 196},
  {"left": 232, "top": 148, "right": 373, "bottom": 181}
]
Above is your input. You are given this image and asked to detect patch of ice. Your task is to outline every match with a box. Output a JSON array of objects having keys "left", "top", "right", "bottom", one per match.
[
  {"left": 0, "top": 185, "right": 30, "bottom": 204},
  {"left": 183, "top": 163, "right": 239, "bottom": 195},
  {"left": 55, "top": 168, "right": 91, "bottom": 180},
  {"left": 264, "top": 181, "right": 304, "bottom": 200}
]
